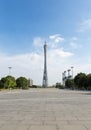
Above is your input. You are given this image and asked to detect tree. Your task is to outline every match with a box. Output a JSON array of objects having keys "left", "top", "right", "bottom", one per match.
[
  {"left": 65, "top": 79, "right": 74, "bottom": 89},
  {"left": 56, "top": 82, "right": 64, "bottom": 89},
  {"left": 87, "top": 74, "right": 91, "bottom": 90},
  {"left": 0, "top": 80, "right": 4, "bottom": 89},
  {"left": 16, "top": 77, "right": 29, "bottom": 89},
  {"left": 0, "top": 77, "right": 5, "bottom": 89},
  {"left": 0, "top": 76, "right": 16, "bottom": 89},
  {"left": 74, "top": 73, "right": 87, "bottom": 90}
]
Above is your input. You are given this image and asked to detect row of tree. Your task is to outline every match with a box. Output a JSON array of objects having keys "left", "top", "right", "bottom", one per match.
[
  {"left": 1, "top": 72, "right": 91, "bottom": 90},
  {"left": 65, "top": 73, "right": 91, "bottom": 90},
  {"left": 0, "top": 76, "right": 29, "bottom": 90}
]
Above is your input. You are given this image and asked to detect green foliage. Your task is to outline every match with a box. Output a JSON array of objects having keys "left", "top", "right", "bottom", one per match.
[
  {"left": 87, "top": 74, "right": 91, "bottom": 90},
  {"left": 74, "top": 73, "right": 87, "bottom": 90},
  {"left": 0, "top": 76, "right": 16, "bottom": 89},
  {"left": 0, "top": 77, "right": 6, "bottom": 88},
  {"left": 65, "top": 79, "right": 74, "bottom": 89},
  {"left": 0, "top": 80, "right": 4, "bottom": 89},
  {"left": 32, "top": 85, "right": 38, "bottom": 88},
  {"left": 16, "top": 77, "right": 29, "bottom": 89},
  {"left": 56, "top": 82, "right": 64, "bottom": 89}
]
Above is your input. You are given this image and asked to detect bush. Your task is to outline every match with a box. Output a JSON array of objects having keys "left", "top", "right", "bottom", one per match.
[
  {"left": 0, "top": 80, "right": 4, "bottom": 89},
  {"left": 56, "top": 83, "right": 64, "bottom": 89},
  {"left": 65, "top": 79, "right": 74, "bottom": 89},
  {"left": 16, "top": 77, "right": 29, "bottom": 89},
  {"left": 74, "top": 73, "right": 87, "bottom": 90},
  {"left": 87, "top": 74, "right": 91, "bottom": 90},
  {"left": 31, "top": 85, "right": 37, "bottom": 88},
  {"left": 0, "top": 76, "right": 16, "bottom": 89}
]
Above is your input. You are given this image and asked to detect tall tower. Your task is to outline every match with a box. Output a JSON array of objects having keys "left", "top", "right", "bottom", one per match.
[{"left": 42, "top": 41, "right": 48, "bottom": 87}]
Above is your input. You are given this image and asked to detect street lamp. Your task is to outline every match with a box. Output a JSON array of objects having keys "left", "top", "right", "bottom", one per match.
[
  {"left": 71, "top": 66, "right": 74, "bottom": 78},
  {"left": 8, "top": 67, "right": 12, "bottom": 75},
  {"left": 68, "top": 69, "right": 71, "bottom": 78}
]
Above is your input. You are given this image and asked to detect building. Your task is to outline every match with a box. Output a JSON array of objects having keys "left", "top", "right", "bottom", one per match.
[{"left": 28, "top": 78, "right": 33, "bottom": 87}]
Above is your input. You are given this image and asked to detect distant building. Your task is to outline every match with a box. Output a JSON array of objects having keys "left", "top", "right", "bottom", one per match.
[{"left": 28, "top": 78, "right": 33, "bottom": 87}]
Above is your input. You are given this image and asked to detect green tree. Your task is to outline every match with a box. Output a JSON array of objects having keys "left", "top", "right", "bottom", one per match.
[
  {"left": 0, "top": 76, "right": 16, "bottom": 89},
  {"left": 87, "top": 74, "right": 91, "bottom": 90},
  {"left": 16, "top": 77, "right": 29, "bottom": 89},
  {"left": 0, "top": 78, "right": 5, "bottom": 89},
  {"left": 0, "top": 80, "right": 4, "bottom": 89},
  {"left": 56, "top": 82, "right": 64, "bottom": 89},
  {"left": 65, "top": 79, "right": 74, "bottom": 89},
  {"left": 74, "top": 73, "right": 87, "bottom": 90}
]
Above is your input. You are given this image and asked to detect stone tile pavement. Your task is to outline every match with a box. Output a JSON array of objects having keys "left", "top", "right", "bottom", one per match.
[{"left": 0, "top": 88, "right": 91, "bottom": 130}]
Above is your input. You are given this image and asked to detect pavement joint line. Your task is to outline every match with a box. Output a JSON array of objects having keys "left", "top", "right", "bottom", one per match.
[{"left": 0, "top": 88, "right": 91, "bottom": 130}]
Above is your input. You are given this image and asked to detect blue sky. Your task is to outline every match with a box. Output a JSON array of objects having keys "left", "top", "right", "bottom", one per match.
[{"left": 0, "top": 0, "right": 91, "bottom": 85}]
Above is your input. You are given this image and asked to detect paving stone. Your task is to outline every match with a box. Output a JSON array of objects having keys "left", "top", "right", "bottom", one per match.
[
  {"left": 85, "top": 125, "right": 91, "bottom": 130},
  {"left": 29, "top": 125, "right": 57, "bottom": 130},
  {"left": 0, "top": 88, "right": 91, "bottom": 129},
  {"left": 57, "top": 125, "right": 87, "bottom": 130},
  {"left": 21, "top": 120, "right": 43, "bottom": 125},
  {"left": 0, "top": 124, "right": 29, "bottom": 130},
  {"left": 32, "top": 116, "right": 56, "bottom": 121},
  {"left": 44, "top": 120, "right": 69, "bottom": 125}
]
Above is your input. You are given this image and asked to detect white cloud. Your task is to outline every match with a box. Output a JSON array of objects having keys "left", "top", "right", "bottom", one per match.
[
  {"left": 74, "top": 63, "right": 91, "bottom": 77},
  {"left": 0, "top": 50, "right": 73, "bottom": 85},
  {"left": 33, "top": 34, "right": 64, "bottom": 50},
  {"left": 49, "top": 34, "right": 64, "bottom": 43},
  {"left": 0, "top": 52, "right": 43, "bottom": 85},
  {"left": 0, "top": 35, "right": 74, "bottom": 85},
  {"left": 78, "top": 19, "right": 91, "bottom": 32},
  {"left": 45, "top": 34, "right": 64, "bottom": 49},
  {"left": 1, "top": 33, "right": 91, "bottom": 85},
  {"left": 49, "top": 34, "right": 60, "bottom": 39},
  {"left": 48, "top": 48, "right": 73, "bottom": 58}
]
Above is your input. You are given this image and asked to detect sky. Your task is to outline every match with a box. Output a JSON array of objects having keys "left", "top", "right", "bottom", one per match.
[{"left": 0, "top": 0, "right": 91, "bottom": 85}]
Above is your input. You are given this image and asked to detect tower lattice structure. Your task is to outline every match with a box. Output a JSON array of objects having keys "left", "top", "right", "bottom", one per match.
[{"left": 42, "top": 42, "right": 48, "bottom": 87}]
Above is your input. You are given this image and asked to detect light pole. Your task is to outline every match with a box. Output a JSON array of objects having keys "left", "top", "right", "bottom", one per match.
[
  {"left": 8, "top": 67, "right": 12, "bottom": 75},
  {"left": 68, "top": 69, "right": 71, "bottom": 79},
  {"left": 62, "top": 72, "right": 65, "bottom": 86},
  {"left": 71, "top": 66, "right": 74, "bottom": 78}
]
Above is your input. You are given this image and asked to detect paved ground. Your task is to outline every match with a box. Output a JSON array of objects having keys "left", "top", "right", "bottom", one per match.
[{"left": 0, "top": 88, "right": 91, "bottom": 130}]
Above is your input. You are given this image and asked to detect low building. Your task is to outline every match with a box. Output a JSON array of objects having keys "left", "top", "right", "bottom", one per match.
[{"left": 28, "top": 78, "right": 33, "bottom": 87}]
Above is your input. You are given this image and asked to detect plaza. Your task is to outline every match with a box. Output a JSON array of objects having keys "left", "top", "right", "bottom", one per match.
[{"left": 0, "top": 88, "right": 91, "bottom": 130}]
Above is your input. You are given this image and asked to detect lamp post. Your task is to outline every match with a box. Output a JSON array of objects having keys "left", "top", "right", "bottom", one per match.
[
  {"left": 62, "top": 72, "right": 65, "bottom": 86},
  {"left": 68, "top": 69, "right": 71, "bottom": 79},
  {"left": 71, "top": 66, "right": 74, "bottom": 78},
  {"left": 8, "top": 67, "right": 12, "bottom": 75}
]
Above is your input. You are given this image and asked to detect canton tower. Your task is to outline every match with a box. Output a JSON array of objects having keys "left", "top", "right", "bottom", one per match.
[{"left": 42, "top": 41, "right": 48, "bottom": 87}]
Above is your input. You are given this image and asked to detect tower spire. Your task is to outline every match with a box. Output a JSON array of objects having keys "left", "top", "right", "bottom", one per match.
[{"left": 42, "top": 41, "right": 48, "bottom": 87}]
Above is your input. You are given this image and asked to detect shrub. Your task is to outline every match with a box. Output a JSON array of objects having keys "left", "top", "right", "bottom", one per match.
[
  {"left": 0, "top": 76, "right": 16, "bottom": 89},
  {"left": 16, "top": 77, "right": 29, "bottom": 89}
]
